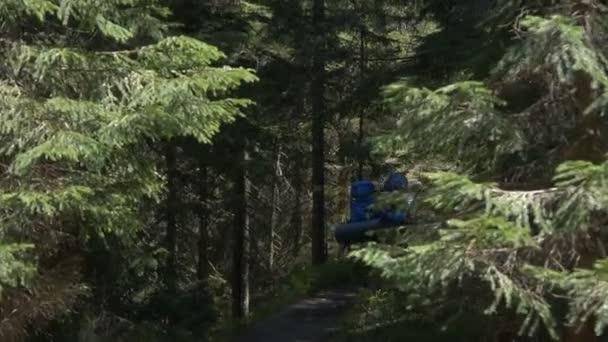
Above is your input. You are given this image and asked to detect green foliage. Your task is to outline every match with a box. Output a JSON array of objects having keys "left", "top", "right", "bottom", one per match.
[
  {"left": 250, "top": 260, "right": 369, "bottom": 322},
  {"left": 494, "top": 15, "right": 608, "bottom": 90},
  {"left": 291, "top": 260, "right": 368, "bottom": 294},
  {"left": 1, "top": 0, "right": 170, "bottom": 41},
  {"left": 552, "top": 161, "right": 608, "bottom": 232},
  {"left": 424, "top": 172, "right": 493, "bottom": 212},
  {"left": 424, "top": 161, "right": 608, "bottom": 235},
  {"left": 352, "top": 159, "right": 608, "bottom": 336},
  {"left": 0, "top": 244, "right": 36, "bottom": 299},
  {"left": 0, "top": 0, "right": 256, "bottom": 339},
  {"left": 356, "top": 8, "right": 608, "bottom": 339},
  {"left": 337, "top": 288, "right": 497, "bottom": 342},
  {"left": 377, "top": 80, "right": 522, "bottom": 173},
  {"left": 351, "top": 214, "right": 555, "bottom": 337},
  {"left": 137, "top": 285, "right": 218, "bottom": 339}
]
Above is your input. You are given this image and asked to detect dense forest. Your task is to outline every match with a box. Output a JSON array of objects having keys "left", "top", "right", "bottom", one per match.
[{"left": 3, "top": 0, "right": 608, "bottom": 341}]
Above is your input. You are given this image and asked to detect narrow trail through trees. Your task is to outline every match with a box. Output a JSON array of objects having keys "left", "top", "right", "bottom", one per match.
[{"left": 233, "top": 289, "right": 357, "bottom": 342}]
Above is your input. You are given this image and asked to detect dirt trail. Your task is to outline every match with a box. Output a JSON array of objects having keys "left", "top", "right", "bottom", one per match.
[{"left": 232, "top": 289, "right": 357, "bottom": 342}]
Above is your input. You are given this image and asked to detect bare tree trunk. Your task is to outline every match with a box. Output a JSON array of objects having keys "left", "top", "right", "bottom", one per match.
[
  {"left": 232, "top": 141, "right": 250, "bottom": 320},
  {"left": 292, "top": 157, "right": 304, "bottom": 257},
  {"left": 269, "top": 143, "right": 281, "bottom": 271},
  {"left": 356, "top": 27, "right": 366, "bottom": 180},
  {"left": 197, "top": 159, "right": 210, "bottom": 282},
  {"left": 311, "top": 0, "right": 327, "bottom": 265},
  {"left": 164, "top": 140, "right": 178, "bottom": 294}
]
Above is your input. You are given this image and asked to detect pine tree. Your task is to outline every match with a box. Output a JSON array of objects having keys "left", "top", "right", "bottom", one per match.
[
  {"left": 0, "top": 1, "right": 256, "bottom": 339},
  {"left": 353, "top": 1, "right": 608, "bottom": 340}
]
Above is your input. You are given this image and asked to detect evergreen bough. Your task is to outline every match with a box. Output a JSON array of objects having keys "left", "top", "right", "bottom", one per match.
[
  {"left": 355, "top": 6, "right": 608, "bottom": 340},
  {"left": 0, "top": 0, "right": 256, "bottom": 339}
]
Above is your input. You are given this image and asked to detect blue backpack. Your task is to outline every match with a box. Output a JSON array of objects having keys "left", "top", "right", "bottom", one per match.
[
  {"left": 379, "top": 173, "right": 408, "bottom": 224},
  {"left": 383, "top": 172, "right": 408, "bottom": 191},
  {"left": 349, "top": 181, "right": 376, "bottom": 223}
]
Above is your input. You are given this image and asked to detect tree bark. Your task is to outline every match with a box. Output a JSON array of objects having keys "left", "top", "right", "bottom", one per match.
[
  {"left": 164, "top": 140, "right": 178, "bottom": 294},
  {"left": 357, "top": 27, "right": 366, "bottom": 180},
  {"left": 197, "top": 159, "right": 210, "bottom": 282},
  {"left": 232, "top": 141, "right": 250, "bottom": 320},
  {"left": 311, "top": 0, "right": 327, "bottom": 265},
  {"left": 292, "top": 156, "right": 304, "bottom": 257},
  {"left": 269, "top": 143, "right": 281, "bottom": 271}
]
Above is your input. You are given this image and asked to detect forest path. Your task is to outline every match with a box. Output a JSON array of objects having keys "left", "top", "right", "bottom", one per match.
[{"left": 232, "top": 288, "right": 358, "bottom": 342}]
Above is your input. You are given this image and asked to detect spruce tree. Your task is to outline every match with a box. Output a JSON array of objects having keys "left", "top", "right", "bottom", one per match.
[
  {"left": 0, "top": 1, "right": 256, "bottom": 339},
  {"left": 353, "top": 1, "right": 608, "bottom": 340}
]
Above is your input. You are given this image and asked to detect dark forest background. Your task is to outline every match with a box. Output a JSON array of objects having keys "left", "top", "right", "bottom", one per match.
[{"left": 3, "top": 0, "right": 608, "bottom": 341}]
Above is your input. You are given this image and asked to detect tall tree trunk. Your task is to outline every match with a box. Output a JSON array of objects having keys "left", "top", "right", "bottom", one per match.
[
  {"left": 269, "top": 143, "right": 281, "bottom": 271},
  {"left": 292, "top": 61, "right": 306, "bottom": 258},
  {"left": 164, "top": 140, "right": 178, "bottom": 294},
  {"left": 232, "top": 141, "right": 250, "bottom": 320},
  {"left": 292, "top": 156, "right": 304, "bottom": 257},
  {"left": 357, "top": 27, "right": 366, "bottom": 180},
  {"left": 197, "top": 159, "right": 210, "bottom": 282},
  {"left": 311, "top": 0, "right": 327, "bottom": 265}
]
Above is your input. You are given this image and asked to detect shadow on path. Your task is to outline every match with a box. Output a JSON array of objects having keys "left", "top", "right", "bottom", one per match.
[{"left": 233, "top": 289, "right": 357, "bottom": 342}]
